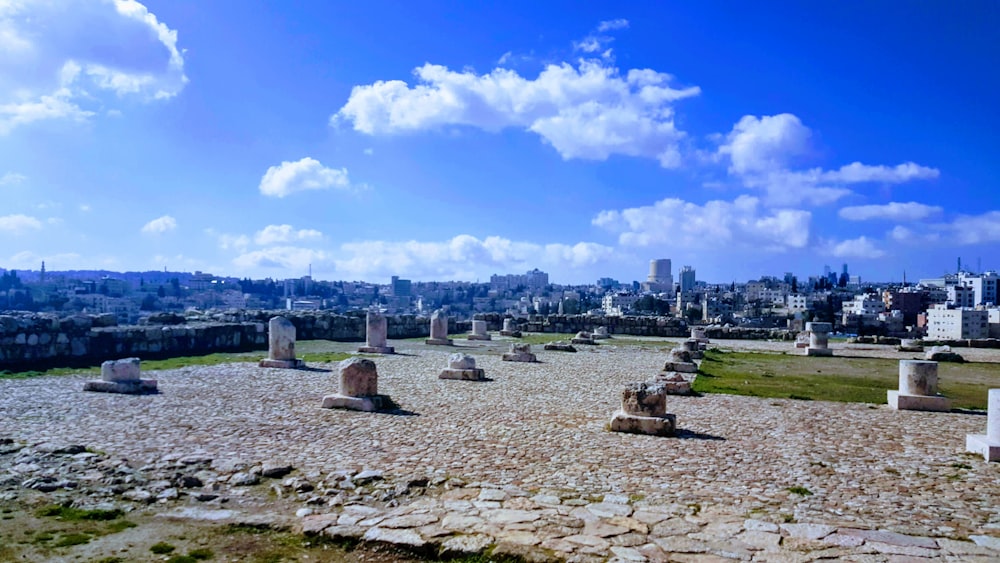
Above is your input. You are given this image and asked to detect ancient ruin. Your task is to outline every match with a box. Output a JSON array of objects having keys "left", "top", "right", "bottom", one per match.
[
  {"left": 502, "top": 342, "right": 537, "bottom": 362},
  {"left": 499, "top": 318, "right": 521, "bottom": 337},
  {"left": 424, "top": 310, "right": 453, "bottom": 346},
  {"left": 898, "top": 338, "right": 924, "bottom": 352},
  {"left": 467, "top": 320, "right": 491, "bottom": 341},
  {"left": 320, "top": 357, "right": 393, "bottom": 412},
  {"left": 543, "top": 341, "right": 577, "bottom": 352},
  {"left": 593, "top": 326, "right": 611, "bottom": 339},
  {"left": 887, "top": 360, "right": 951, "bottom": 412},
  {"left": 804, "top": 321, "right": 833, "bottom": 356},
  {"left": 438, "top": 353, "right": 487, "bottom": 381},
  {"left": 258, "top": 316, "right": 305, "bottom": 368},
  {"left": 571, "top": 331, "right": 596, "bottom": 345},
  {"left": 83, "top": 357, "right": 157, "bottom": 394},
  {"left": 926, "top": 345, "right": 964, "bottom": 363},
  {"left": 966, "top": 389, "right": 1000, "bottom": 462},
  {"left": 358, "top": 310, "right": 395, "bottom": 354},
  {"left": 609, "top": 381, "right": 676, "bottom": 436}
]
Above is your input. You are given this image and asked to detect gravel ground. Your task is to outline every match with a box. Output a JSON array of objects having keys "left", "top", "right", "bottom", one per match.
[{"left": 2, "top": 337, "right": 999, "bottom": 561}]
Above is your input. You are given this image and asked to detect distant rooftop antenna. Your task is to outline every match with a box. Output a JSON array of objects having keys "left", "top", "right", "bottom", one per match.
[{"left": 958, "top": 257, "right": 961, "bottom": 273}]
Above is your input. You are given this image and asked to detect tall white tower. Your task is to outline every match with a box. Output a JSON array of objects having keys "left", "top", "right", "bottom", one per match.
[{"left": 646, "top": 259, "right": 673, "bottom": 291}]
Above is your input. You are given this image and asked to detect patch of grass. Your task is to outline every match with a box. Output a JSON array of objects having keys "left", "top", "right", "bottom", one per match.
[
  {"left": 297, "top": 351, "right": 353, "bottom": 364},
  {"left": 514, "top": 332, "right": 579, "bottom": 345},
  {"left": 187, "top": 547, "right": 215, "bottom": 560},
  {"left": 36, "top": 505, "right": 123, "bottom": 522},
  {"left": 787, "top": 486, "right": 813, "bottom": 496},
  {"left": 692, "top": 349, "right": 996, "bottom": 408},
  {"left": 781, "top": 513, "right": 795, "bottom": 523},
  {"left": 951, "top": 462, "right": 972, "bottom": 470},
  {"left": 92, "top": 558, "right": 125, "bottom": 563},
  {"left": 106, "top": 520, "right": 137, "bottom": 533},
  {"left": 167, "top": 556, "right": 198, "bottom": 563},
  {"left": 53, "top": 532, "right": 91, "bottom": 547},
  {"left": 150, "top": 541, "right": 177, "bottom": 554},
  {"left": 884, "top": 467, "right": 900, "bottom": 475},
  {"left": 32, "top": 531, "right": 54, "bottom": 543},
  {"left": 688, "top": 503, "right": 701, "bottom": 515}
]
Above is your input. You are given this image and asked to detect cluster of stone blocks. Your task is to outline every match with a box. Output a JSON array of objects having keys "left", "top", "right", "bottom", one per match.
[
  {"left": 502, "top": 343, "right": 537, "bottom": 363},
  {"left": 609, "top": 381, "right": 676, "bottom": 436},
  {"left": 438, "top": 353, "right": 486, "bottom": 381}
]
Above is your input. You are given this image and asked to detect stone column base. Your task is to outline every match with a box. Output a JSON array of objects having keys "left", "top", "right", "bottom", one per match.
[
  {"left": 259, "top": 358, "right": 306, "bottom": 368},
  {"left": 887, "top": 391, "right": 952, "bottom": 412},
  {"left": 609, "top": 410, "right": 676, "bottom": 436},
  {"left": 438, "top": 368, "right": 486, "bottom": 381},
  {"left": 502, "top": 353, "right": 537, "bottom": 362},
  {"left": 499, "top": 331, "right": 522, "bottom": 337},
  {"left": 320, "top": 394, "right": 392, "bottom": 412},
  {"left": 966, "top": 434, "right": 1000, "bottom": 462},
  {"left": 571, "top": 338, "right": 596, "bottom": 345},
  {"left": 544, "top": 343, "right": 577, "bottom": 352},
  {"left": 806, "top": 348, "right": 834, "bottom": 357},
  {"left": 425, "top": 338, "right": 453, "bottom": 346},
  {"left": 467, "top": 334, "right": 492, "bottom": 341},
  {"left": 357, "top": 346, "right": 395, "bottom": 354},
  {"left": 83, "top": 379, "right": 158, "bottom": 394},
  {"left": 663, "top": 362, "right": 697, "bottom": 373}
]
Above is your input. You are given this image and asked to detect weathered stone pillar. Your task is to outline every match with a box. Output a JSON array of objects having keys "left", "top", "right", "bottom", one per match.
[
  {"left": 609, "top": 381, "right": 676, "bottom": 436},
  {"left": 571, "top": 331, "right": 596, "bottom": 345},
  {"left": 358, "top": 311, "right": 394, "bottom": 354},
  {"left": 499, "top": 318, "right": 521, "bottom": 337},
  {"left": 425, "top": 310, "right": 453, "bottom": 346},
  {"left": 439, "top": 353, "right": 486, "bottom": 381},
  {"left": 887, "top": 360, "right": 950, "bottom": 411},
  {"left": 593, "top": 326, "right": 610, "bottom": 340},
  {"left": 467, "top": 319, "right": 491, "bottom": 341},
  {"left": 966, "top": 389, "right": 1000, "bottom": 462},
  {"left": 805, "top": 322, "right": 833, "bottom": 356},
  {"left": 321, "top": 358, "right": 392, "bottom": 412},
  {"left": 84, "top": 357, "right": 157, "bottom": 394},
  {"left": 502, "top": 342, "right": 537, "bottom": 362},
  {"left": 259, "top": 316, "right": 305, "bottom": 368}
]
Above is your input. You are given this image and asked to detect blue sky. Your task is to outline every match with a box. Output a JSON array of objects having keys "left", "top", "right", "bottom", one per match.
[{"left": 1, "top": 1, "right": 998, "bottom": 284}]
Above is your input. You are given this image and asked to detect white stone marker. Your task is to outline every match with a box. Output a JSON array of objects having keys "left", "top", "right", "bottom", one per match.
[
  {"left": 499, "top": 318, "right": 521, "bottom": 337},
  {"left": 966, "top": 389, "right": 1000, "bottom": 462},
  {"left": 502, "top": 343, "right": 537, "bottom": 363},
  {"left": 84, "top": 357, "right": 157, "bottom": 394},
  {"left": 259, "top": 316, "right": 305, "bottom": 368},
  {"left": 467, "top": 319, "right": 492, "bottom": 341},
  {"left": 887, "top": 360, "right": 951, "bottom": 412},
  {"left": 439, "top": 353, "right": 487, "bottom": 381},
  {"left": 609, "top": 381, "right": 676, "bottom": 436},
  {"left": 358, "top": 311, "right": 395, "bottom": 354},
  {"left": 593, "top": 326, "right": 611, "bottom": 340},
  {"left": 805, "top": 322, "right": 833, "bottom": 356},
  {"left": 321, "top": 358, "right": 392, "bottom": 412},
  {"left": 425, "top": 310, "right": 453, "bottom": 346},
  {"left": 691, "top": 326, "right": 709, "bottom": 344}
]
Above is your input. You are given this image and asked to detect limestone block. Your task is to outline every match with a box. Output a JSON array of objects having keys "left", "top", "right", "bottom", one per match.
[
  {"left": 543, "top": 341, "right": 576, "bottom": 352},
  {"left": 966, "top": 389, "right": 1000, "bottom": 462},
  {"left": 898, "top": 360, "right": 938, "bottom": 396},
  {"left": 654, "top": 372, "right": 693, "bottom": 395},
  {"left": 609, "top": 410, "right": 676, "bottom": 437},
  {"left": 621, "top": 381, "right": 667, "bottom": 417},
  {"left": 266, "top": 316, "right": 296, "bottom": 361},
  {"left": 663, "top": 361, "right": 697, "bottom": 373},
  {"left": 898, "top": 339, "right": 924, "bottom": 352},
  {"left": 449, "top": 353, "right": 476, "bottom": 370},
  {"left": 468, "top": 320, "right": 491, "bottom": 341},
  {"left": 593, "top": 326, "right": 611, "bottom": 339},
  {"left": 926, "top": 345, "right": 964, "bottom": 363},
  {"left": 101, "top": 357, "right": 141, "bottom": 382},
  {"left": 320, "top": 394, "right": 383, "bottom": 412},
  {"left": 365, "top": 311, "right": 389, "bottom": 348},
  {"left": 666, "top": 349, "right": 692, "bottom": 364},
  {"left": 83, "top": 379, "right": 158, "bottom": 394},
  {"left": 259, "top": 358, "right": 305, "bottom": 369},
  {"left": 338, "top": 358, "right": 378, "bottom": 397},
  {"left": 439, "top": 368, "right": 487, "bottom": 381},
  {"left": 887, "top": 391, "right": 951, "bottom": 412},
  {"left": 502, "top": 343, "right": 537, "bottom": 362},
  {"left": 427, "top": 310, "right": 452, "bottom": 345},
  {"left": 806, "top": 347, "right": 834, "bottom": 357},
  {"left": 571, "top": 331, "right": 596, "bottom": 345}
]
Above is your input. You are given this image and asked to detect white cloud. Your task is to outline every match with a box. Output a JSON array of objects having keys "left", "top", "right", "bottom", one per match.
[
  {"left": 0, "top": 0, "right": 187, "bottom": 134},
  {"left": 0, "top": 213, "right": 43, "bottom": 234},
  {"left": 597, "top": 19, "right": 629, "bottom": 32},
  {"left": 363, "top": 147, "right": 374, "bottom": 156},
  {"left": 0, "top": 172, "right": 26, "bottom": 186},
  {"left": 839, "top": 201, "right": 942, "bottom": 222},
  {"left": 233, "top": 246, "right": 331, "bottom": 273},
  {"left": 141, "top": 215, "right": 177, "bottom": 235},
  {"left": 593, "top": 195, "right": 811, "bottom": 252},
  {"left": 259, "top": 157, "right": 355, "bottom": 198},
  {"left": 716, "top": 114, "right": 940, "bottom": 206},
  {"left": 827, "top": 236, "right": 885, "bottom": 259},
  {"left": 7, "top": 251, "right": 82, "bottom": 270},
  {"left": 332, "top": 234, "right": 615, "bottom": 280},
  {"left": 939, "top": 211, "right": 1000, "bottom": 245},
  {"left": 253, "top": 224, "right": 323, "bottom": 245},
  {"left": 79, "top": 203, "right": 91, "bottom": 212},
  {"left": 334, "top": 58, "right": 700, "bottom": 167}
]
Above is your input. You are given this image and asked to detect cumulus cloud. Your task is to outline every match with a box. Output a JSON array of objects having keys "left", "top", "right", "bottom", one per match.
[
  {"left": 0, "top": 172, "right": 26, "bottom": 186},
  {"left": 334, "top": 57, "right": 700, "bottom": 167},
  {"left": 332, "top": 235, "right": 615, "bottom": 280},
  {"left": 597, "top": 19, "right": 630, "bottom": 32},
  {"left": 254, "top": 224, "right": 323, "bottom": 245},
  {"left": 939, "top": 211, "right": 1000, "bottom": 245},
  {"left": 141, "top": 214, "right": 176, "bottom": 235},
  {"left": 259, "top": 157, "right": 357, "bottom": 198},
  {"left": 716, "top": 114, "right": 940, "bottom": 206},
  {"left": 827, "top": 236, "right": 885, "bottom": 259},
  {"left": 839, "top": 201, "right": 942, "bottom": 222},
  {"left": 0, "top": 0, "right": 187, "bottom": 134},
  {"left": 592, "top": 195, "right": 811, "bottom": 252},
  {"left": 233, "top": 246, "right": 331, "bottom": 272},
  {"left": 0, "top": 214, "right": 43, "bottom": 234}
]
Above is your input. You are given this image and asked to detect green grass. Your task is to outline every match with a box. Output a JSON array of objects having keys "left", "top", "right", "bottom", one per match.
[
  {"left": 36, "top": 505, "right": 123, "bottom": 522},
  {"left": 787, "top": 486, "right": 813, "bottom": 496},
  {"left": 693, "top": 349, "right": 997, "bottom": 409},
  {"left": 52, "top": 532, "right": 92, "bottom": 547},
  {"left": 150, "top": 542, "right": 177, "bottom": 554}
]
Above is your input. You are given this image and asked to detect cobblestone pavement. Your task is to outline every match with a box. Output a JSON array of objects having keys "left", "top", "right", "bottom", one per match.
[{"left": 2, "top": 339, "right": 999, "bottom": 561}]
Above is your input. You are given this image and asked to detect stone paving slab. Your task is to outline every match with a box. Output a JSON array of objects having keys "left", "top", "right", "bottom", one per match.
[{"left": 2, "top": 342, "right": 999, "bottom": 561}]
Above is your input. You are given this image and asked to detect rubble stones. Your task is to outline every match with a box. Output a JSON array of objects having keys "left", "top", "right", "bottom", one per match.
[
  {"left": 544, "top": 341, "right": 577, "bottom": 352},
  {"left": 502, "top": 343, "right": 537, "bottom": 363}
]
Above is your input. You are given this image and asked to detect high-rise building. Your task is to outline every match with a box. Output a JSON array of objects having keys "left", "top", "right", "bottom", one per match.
[
  {"left": 679, "top": 265, "right": 696, "bottom": 293},
  {"left": 644, "top": 259, "right": 673, "bottom": 292}
]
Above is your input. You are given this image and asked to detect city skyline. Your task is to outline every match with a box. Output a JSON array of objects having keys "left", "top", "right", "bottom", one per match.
[{"left": 1, "top": 2, "right": 997, "bottom": 284}]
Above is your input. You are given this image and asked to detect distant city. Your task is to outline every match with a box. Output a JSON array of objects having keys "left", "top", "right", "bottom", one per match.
[{"left": 0, "top": 258, "right": 997, "bottom": 341}]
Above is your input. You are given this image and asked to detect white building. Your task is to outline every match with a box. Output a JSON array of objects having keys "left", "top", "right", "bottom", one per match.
[
  {"left": 786, "top": 294, "right": 808, "bottom": 311},
  {"left": 947, "top": 285, "right": 976, "bottom": 308},
  {"left": 602, "top": 292, "right": 640, "bottom": 316},
  {"left": 926, "top": 304, "right": 989, "bottom": 340},
  {"left": 679, "top": 266, "right": 696, "bottom": 293},
  {"left": 959, "top": 271, "right": 999, "bottom": 306}
]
